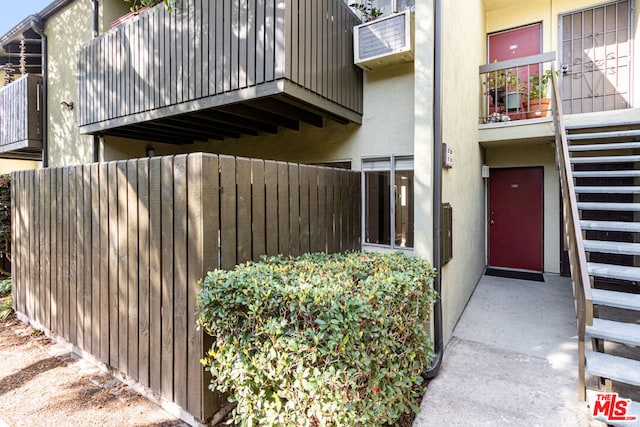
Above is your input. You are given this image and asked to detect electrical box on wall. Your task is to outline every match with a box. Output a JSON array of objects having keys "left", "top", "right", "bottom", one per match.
[
  {"left": 442, "top": 143, "right": 453, "bottom": 168},
  {"left": 481, "top": 165, "right": 490, "bottom": 178},
  {"left": 354, "top": 10, "right": 415, "bottom": 71},
  {"left": 442, "top": 203, "right": 453, "bottom": 265}
]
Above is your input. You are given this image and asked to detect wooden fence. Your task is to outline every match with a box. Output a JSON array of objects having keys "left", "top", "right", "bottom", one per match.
[{"left": 11, "top": 153, "right": 361, "bottom": 422}]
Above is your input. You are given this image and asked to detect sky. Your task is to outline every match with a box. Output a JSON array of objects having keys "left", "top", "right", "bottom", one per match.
[{"left": 0, "top": 1, "right": 53, "bottom": 37}]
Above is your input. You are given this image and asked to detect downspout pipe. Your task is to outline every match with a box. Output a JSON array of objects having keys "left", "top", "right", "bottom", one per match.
[
  {"left": 424, "top": 0, "right": 443, "bottom": 380},
  {"left": 30, "top": 18, "right": 47, "bottom": 167},
  {"left": 92, "top": 0, "right": 100, "bottom": 162}
]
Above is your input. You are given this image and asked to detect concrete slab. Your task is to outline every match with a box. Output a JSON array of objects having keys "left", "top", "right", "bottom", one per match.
[
  {"left": 414, "top": 337, "right": 595, "bottom": 426},
  {"left": 454, "top": 274, "right": 579, "bottom": 368},
  {"left": 414, "top": 274, "right": 602, "bottom": 426}
]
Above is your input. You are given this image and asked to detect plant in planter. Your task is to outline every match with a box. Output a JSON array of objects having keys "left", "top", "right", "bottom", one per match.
[
  {"left": 523, "top": 69, "right": 557, "bottom": 119},
  {"left": 124, "top": 0, "right": 175, "bottom": 12},
  {"left": 349, "top": 1, "right": 383, "bottom": 22},
  {"left": 114, "top": 0, "right": 175, "bottom": 28},
  {"left": 484, "top": 69, "right": 526, "bottom": 111}
]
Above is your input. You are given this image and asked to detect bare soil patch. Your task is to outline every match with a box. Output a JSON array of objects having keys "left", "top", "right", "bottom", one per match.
[{"left": 0, "top": 314, "right": 187, "bottom": 427}]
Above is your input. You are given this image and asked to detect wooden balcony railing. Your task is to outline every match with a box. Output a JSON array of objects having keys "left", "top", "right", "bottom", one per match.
[
  {"left": 0, "top": 74, "right": 42, "bottom": 159},
  {"left": 78, "top": 0, "right": 363, "bottom": 137}
]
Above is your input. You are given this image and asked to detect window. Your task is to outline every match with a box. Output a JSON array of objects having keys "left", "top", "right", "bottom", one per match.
[{"left": 363, "top": 157, "right": 414, "bottom": 248}]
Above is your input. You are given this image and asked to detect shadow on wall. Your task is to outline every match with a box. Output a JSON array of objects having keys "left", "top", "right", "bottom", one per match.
[
  {"left": 102, "top": 119, "right": 361, "bottom": 165},
  {"left": 47, "top": 0, "right": 95, "bottom": 166}
]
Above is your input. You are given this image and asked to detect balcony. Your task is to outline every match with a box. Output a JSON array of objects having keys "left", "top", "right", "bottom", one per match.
[
  {"left": 78, "top": 0, "right": 363, "bottom": 144},
  {"left": 0, "top": 74, "right": 42, "bottom": 160},
  {"left": 479, "top": 53, "right": 557, "bottom": 147}
]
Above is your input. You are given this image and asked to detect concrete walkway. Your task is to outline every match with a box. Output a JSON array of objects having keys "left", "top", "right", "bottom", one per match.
[{"left": 414, "top": 273, "right": 602, "bottom": 427}]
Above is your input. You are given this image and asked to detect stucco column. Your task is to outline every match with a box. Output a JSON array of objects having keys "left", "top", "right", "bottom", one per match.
[{"left": 413, "top": 0, "right": 435, "bottom": 262}]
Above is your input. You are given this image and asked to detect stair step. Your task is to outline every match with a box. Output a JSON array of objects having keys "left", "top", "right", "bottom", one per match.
[
  {"left": 567, "top": 129, "right": 640, "bottom": 140},
  {"left": 592, "top": 288, "right": 640, "bottom": 311},
  {"left": 587, "top": 262, "right": 640, "bottom": 282},
  {"left": 578, "top": 202, "right": 640, "bottom": 212},
  {"left": 586, "top": 318, "right": 640, "bottom": 346},
  {"left": 581, "top": 220, "right": 640, "bottom": 233},
  {"left": 575, "top": 186, "right": 640, "bottom": 194},
  {"left": 570, "top": 155, "right": 640, "bottom": 164},
  {"left": 584, "top": 240, "right": 640, "bottom": 256},
  {"left": 585, "top": 350, "right": 640, "bottom": 386},
  {"left": 573, "top": 170, "right": 640, "bottom": 178},
  {"left": 569, "top": 141, "right": 640, "bottom": 151}
]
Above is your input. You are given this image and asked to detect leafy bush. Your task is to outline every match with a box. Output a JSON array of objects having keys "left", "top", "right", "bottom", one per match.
[
  {"left": 0, "top": 294, "right": 12, "bottom": 321},
  {"left": 0, "top": 277, "right": 10, "bottom": 297},
  {"left": 0, "top": 175, "right": 10, "bottom": 274},
  {"left": 198, "top": 251, "right": 438, "bottom": 426}
]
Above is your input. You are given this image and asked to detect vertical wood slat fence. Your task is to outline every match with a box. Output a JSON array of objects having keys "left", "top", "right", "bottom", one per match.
[{"left": 11, "top": 153, "right": 361, "bottom": 422}]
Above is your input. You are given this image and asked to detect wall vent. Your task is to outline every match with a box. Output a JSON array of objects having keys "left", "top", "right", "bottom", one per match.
[{"left": 354, "top": 10, "right": 414, "bottom": 71}]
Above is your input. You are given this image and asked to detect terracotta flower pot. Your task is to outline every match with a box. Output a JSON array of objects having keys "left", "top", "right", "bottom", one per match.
[
  {"left": 524, "top": 98, "right": 551, "bottom": 119},
  {"left": 111, "top": 7, "right": 150, "bottom": 28}
]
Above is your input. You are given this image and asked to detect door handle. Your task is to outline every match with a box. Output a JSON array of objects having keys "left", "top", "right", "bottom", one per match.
[
  {"left": 561, "top": 64, "right": 569, "bottom": 75},
  {"left": 490, "top": 220, "right": 495, "bottom": 225}
]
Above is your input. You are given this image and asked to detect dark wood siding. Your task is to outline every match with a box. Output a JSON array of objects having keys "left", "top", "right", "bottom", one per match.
[
  {"left": 77, "top": 0, "right": 363, "bottom": 134},
  {"left": 0, "top": 74, "right": 42, "bottom": 159}
]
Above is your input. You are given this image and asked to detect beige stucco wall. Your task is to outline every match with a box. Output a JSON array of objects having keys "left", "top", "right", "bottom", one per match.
[
  {"left": 438, "top": 0, "right": 487, "bottom": 344},
  {"left": 485, "top": 142, "right": 561, "bottom": 274},
  {"left": 486, "top": 0, "right": 640, "bottom": 108},
  {"left": 46, "top": 0, "right": 132, "bottom": 167},
  {"left": 46, "top": 0, "right": 94, "bottom": 166},
  {"left": 101, "top": 62, "right": 416, "bottom": 169},
  {"left": 0, "top": 160, "right": 41, "bottom": 174}
]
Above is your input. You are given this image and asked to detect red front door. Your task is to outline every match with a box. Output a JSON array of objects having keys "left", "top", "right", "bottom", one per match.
[
  {"left": 488, "top": 23, "right": 542, "bottom": 63},
  {"left": 489, "top": 167, "right": 543, "bottom": 272},
  {"left": 488, "top": 24, "right": 542, "bottom": 120}
]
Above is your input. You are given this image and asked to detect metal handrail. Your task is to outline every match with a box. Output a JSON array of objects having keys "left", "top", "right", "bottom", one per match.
[
  {"left": 550, "top": 64, "right": 593, "bottom": 401},
  {"left": 480, "top": 52, "right": 556, "bottom": 123}
]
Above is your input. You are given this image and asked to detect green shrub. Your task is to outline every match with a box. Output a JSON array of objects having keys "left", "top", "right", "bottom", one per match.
[
  {"left": 198, "top": 251, "right": 438, "bottom": 426},
  {"left": 0, "top": 294, "right": 12, "bottom": 321},
  {"left": 0, "top": 277, "right": 11, "bottom": 298},
  {"left": 0, "top": 175, "right": 10, "bottom": 275}
]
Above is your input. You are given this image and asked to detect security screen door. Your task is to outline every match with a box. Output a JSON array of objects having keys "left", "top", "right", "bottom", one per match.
[{"left": 559, "top": 0, "right": 632, "bottom": 114}]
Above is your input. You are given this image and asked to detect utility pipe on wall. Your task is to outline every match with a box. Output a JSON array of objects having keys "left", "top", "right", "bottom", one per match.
[
  {"left": 425, "top": 0, "right": 443, "bottom": 380},
  {"left": 30, "top": 18, "right": 47, "bottom": 167},
  {"left": 92, "top": 0, "right": 100, "bottom": 162}
]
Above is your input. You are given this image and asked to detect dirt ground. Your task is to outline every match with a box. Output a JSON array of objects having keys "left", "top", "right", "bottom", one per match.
[{"left": 0, "top": 313, "right": 188, "bottom": 427}]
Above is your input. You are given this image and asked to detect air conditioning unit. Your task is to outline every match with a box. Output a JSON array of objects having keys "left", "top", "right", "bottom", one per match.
[{"left": 354, "top": 10, "right": 414, "bottom": 71}]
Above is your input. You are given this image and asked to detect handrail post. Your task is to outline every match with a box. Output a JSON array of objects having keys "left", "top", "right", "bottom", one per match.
[{"left": 550, "top": 64, "right": 593, "bottom": 402}]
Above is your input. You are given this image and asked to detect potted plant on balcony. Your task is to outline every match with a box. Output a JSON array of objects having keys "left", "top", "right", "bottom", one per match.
[
  {"left": 113, "top": 0, "right": 175, "bottom": 27},
  {"left": 349, "top": 1, "right": 383, "bottom": 22},
  {"left": 124, "top": 0, "right": 175, "bottom": 11},
  {"left": 523, "top": 69, "right": 556, "bottom": 119},
  {"left": 484, "top": 69, "right": 526, "bottom": 111}
]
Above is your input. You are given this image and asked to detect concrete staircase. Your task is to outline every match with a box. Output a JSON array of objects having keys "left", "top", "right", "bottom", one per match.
[{"left": 566, "top": 123, "right": 640, "bottom": 425}]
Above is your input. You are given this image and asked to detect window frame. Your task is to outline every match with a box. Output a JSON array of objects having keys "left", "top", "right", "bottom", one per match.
[{"left": 361, "top": 155, "right": 414, "bottom": 250}]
